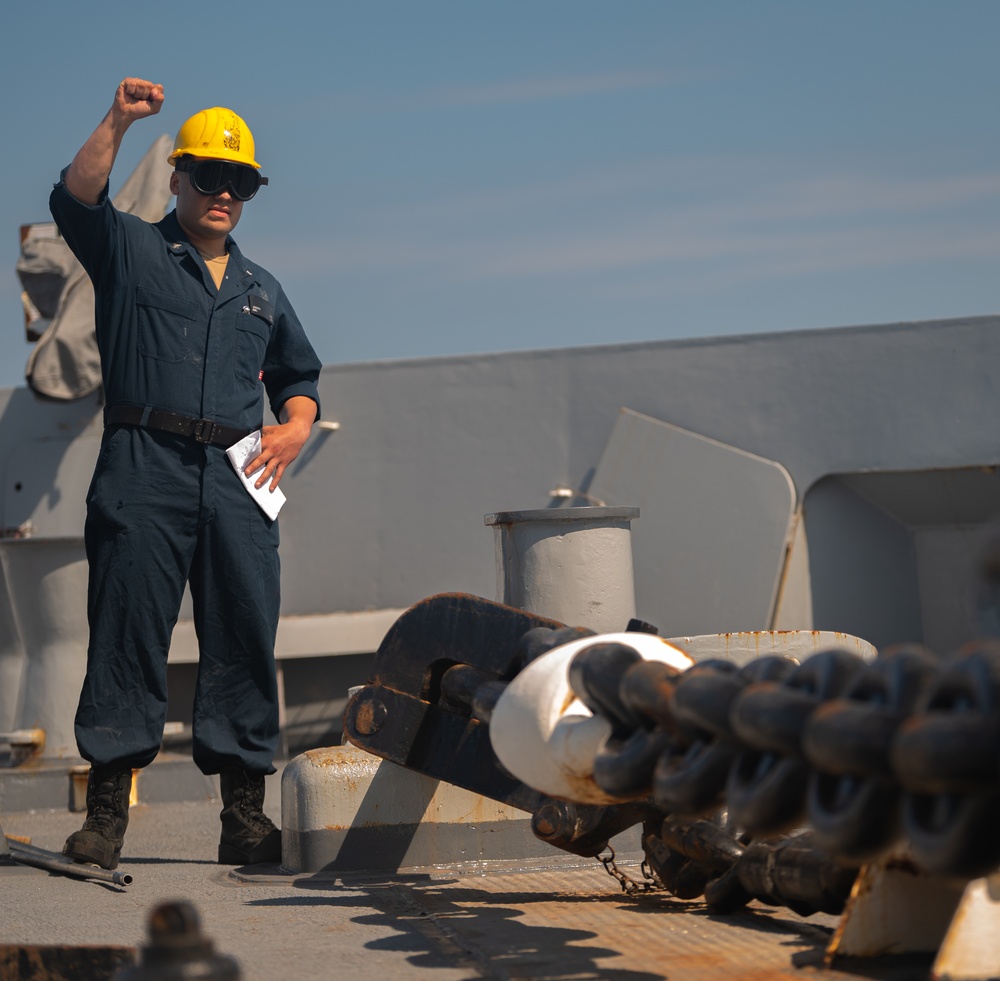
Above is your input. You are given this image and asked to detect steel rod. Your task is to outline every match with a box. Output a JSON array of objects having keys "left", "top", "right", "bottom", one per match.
[{"left": 4, "top": 836, "right": 132, "bottom": 887}]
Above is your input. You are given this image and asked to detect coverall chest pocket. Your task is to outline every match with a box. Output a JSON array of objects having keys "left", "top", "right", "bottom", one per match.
[
  {"left": 235, "top": 298, "right": 273, "bottom": 388},
  {"left": 136, "top": 286, "right": 198, "bottom": 364}
]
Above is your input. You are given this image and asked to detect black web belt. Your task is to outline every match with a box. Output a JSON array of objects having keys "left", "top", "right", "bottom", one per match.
[{"left": 104, "top": 406, "right": 251, "bottom": 448}]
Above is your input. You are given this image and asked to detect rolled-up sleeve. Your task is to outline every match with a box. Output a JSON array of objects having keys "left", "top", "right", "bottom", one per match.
[{"left": 49, "top": 168, "right": 122, "bottom": 291}]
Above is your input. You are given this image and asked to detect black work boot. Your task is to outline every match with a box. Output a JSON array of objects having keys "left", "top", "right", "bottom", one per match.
[
  {"left": 218, "top": 767, "right": 282, "bottom": 865},
  {"left": 63, "top": 767, "right": 132, "bottom": 870}
]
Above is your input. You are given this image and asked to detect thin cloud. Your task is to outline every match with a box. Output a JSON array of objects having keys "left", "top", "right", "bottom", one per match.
[
  {"left": 459, "top": 217, "right": 1000, "bottom": 279},
  {"left": 355, "top": 160, "right": 1000, "bottom": 232},
  {"left": 368, "top": 157, "right": 723, "bottom": 226},
  {"left": 329, "top": 69, "right": 688, "bottom": 114},
  {"left": 702, "top": 172, "right": 1000, "bottom": 228},
  {"left": 257, "top": 159, "right": 1000, "bottom": 290},
  {"left": 562, "top": 223, "right": 1000, "bottom": 301},
  {"left": 415, "top": 70, "right": 680, "bottom": 108}
]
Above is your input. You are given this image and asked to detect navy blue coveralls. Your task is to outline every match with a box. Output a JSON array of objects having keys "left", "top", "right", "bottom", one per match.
[{"left": 50, "top": 174, "right": 321, "bottom": 775}]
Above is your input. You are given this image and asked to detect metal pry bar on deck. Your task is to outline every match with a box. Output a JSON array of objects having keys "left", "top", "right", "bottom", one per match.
[{"left": 1, "top": 817, "right": 132, "bottom": 888}]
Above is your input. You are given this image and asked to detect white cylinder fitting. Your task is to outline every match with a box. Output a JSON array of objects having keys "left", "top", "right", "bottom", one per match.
[{"left": 489, "top": 630, "right": 692, "bottom": 803}]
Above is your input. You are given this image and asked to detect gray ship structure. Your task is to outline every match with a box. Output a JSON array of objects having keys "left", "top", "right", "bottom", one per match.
[{"left": 2, "top": 148, "right": 999, "bottom": 978}]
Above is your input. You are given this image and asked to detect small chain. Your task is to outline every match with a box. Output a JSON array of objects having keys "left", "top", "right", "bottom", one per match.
[{"left": 598, "top": 845, "right": 665, "bottom": 895}]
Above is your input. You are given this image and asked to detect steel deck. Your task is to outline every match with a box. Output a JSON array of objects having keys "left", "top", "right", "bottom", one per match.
[{"left": 0, "top": 794, "right": 934, "bottom": 981}]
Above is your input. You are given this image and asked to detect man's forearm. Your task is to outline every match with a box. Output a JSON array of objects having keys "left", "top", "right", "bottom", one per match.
[
  {"left": 64, "top": 112, "right": 133, "bottom": 205},
  {"left": 279, "top": 396, "right": 319, "bottom": 431},
  {"left": 64, "top": 78, "right": 165, "bottom": 206}
]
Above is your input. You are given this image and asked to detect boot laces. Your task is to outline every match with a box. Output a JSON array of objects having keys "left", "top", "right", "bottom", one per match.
[
  {"left": 227, "top": 773, "right": 276, "bottom": 834},
  {"left": 83, "top": 774, "right": 128, "bottom": 833}
]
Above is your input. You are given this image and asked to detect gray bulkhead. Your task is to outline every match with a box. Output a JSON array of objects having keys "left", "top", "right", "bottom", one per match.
[{"left": 2, "top": 313, "right": 998, "bottom": 753}]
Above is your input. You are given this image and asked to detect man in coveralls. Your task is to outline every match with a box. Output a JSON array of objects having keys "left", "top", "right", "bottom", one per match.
[{"left": 50, "top": 78, "right": 322, "bottom": 869}]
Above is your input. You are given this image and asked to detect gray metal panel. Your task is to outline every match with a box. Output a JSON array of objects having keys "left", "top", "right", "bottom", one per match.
[
  {"left": 803, "top": 475, "right": 923, "bottom": 651},
  {"left": 2, "top": 437, "right": 98, "bottom": 537},
  {"left": 836, "top": 468, "right": 1000, "bottom": 527},
  {"left": 588, "top": 408, "right": 796, "bottom": 635},
  {"left": 914, "top": 524, "right": 998, "bottom": 654},
  {"left": 802, "top": 468, "right": 1000, "bottom": 653}
]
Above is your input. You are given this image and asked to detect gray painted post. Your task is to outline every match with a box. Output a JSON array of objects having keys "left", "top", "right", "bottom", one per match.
[
  {"left": 0, "top": 538, "right": 88, "bottom": 759},
  {"left": 0, "top": 565, "right": 25, "bottom": 733},
  {"left": 484, "top": 506, "right": 639, "bottom": 633}
]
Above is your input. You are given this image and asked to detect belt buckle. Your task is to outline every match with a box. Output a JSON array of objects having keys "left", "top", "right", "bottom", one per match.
[{"left": 192, "top": 418, "right": 216, "bottom": 444}]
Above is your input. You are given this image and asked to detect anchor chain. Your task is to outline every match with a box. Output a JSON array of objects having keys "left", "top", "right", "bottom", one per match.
[
  {"left": 478, "top": 626, "right": 1000, "bottom": 913},
  {"left": 343, "top": 594, "right": 1000, "bottom": 918},
  {"left": 557, "top": 633, "right": 1000, "bottom": 910}
]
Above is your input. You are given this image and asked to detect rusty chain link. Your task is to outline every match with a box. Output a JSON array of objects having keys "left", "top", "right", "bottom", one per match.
[{"left": 597, "top": 845, "right": 665, "bottom": 895}]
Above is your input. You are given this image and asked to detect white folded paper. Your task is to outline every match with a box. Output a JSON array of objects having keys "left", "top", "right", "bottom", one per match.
[{"left": 225, "top": 430, "right": 286, "bottom": 520}]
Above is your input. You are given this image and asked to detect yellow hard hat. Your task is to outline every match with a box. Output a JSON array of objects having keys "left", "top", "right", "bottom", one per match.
[{"left": 167, "top": 107, "right": 261, "bottom": 169}]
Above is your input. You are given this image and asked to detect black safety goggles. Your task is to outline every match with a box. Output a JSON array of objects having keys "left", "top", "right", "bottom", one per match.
[{"left": 175, "top": 158, "right": 269, "bottom": 201}]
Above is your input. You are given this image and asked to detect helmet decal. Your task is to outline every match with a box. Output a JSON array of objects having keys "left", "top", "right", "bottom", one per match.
[{"left": 223, "top": 118, "right": 241, "bottom": 153}]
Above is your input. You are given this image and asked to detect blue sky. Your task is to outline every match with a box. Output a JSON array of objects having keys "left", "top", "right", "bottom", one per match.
[{"left": 3, "top": 1, "right": 1000, "bottom": 391}]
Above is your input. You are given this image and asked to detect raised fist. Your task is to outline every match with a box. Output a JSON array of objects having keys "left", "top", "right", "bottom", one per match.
[{"left": 113, "top": 78, "right": 165, "bottom": 120}]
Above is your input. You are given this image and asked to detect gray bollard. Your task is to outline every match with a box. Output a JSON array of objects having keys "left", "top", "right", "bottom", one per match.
[{"left": 484, "top": 506, "right": 640, "bottom": 633}]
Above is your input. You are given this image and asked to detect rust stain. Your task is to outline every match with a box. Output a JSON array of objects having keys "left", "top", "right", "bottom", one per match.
[
  {"left": 304, "top": 746, "right": 377, "bottom": 769},
  {"left": 825, "top": 869, "right": 866, "bottom": 966},
  {"left": 555, "top": 764, "right": 622, "bottom": 806},
  {"left": 450, "top": 797, "right": 511, "bottom": 824},
  {"left": 353, "top": 699, "right": 380, "bottom": 735},
  {"left": 0, "top": 944, "right": 136, "bottom": 978}
]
